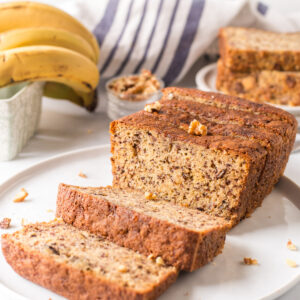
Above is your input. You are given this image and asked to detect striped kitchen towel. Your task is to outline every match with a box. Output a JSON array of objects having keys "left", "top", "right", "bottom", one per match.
[{"left": 51, "top": 0, "right": 300, "bottom": 85}]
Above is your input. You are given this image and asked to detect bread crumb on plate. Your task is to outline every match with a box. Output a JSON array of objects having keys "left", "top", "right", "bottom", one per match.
[
  {"left": 78, "top": 171, "right": 87, "bottom": 178},
  {"left": 286, "top": 259, "right": 297, "bottom": 268},
  {"left": 13, "top": 188, "right": 28, "bottom": 203},
  {"left": 243, "top": 257, "right": 258, "bottom": 265},
  {"left": 287, "top": 240, "right": 297, "bottom": 251},
  {"left": 0, "top": 218, "right": 11, "bottom": 229}
]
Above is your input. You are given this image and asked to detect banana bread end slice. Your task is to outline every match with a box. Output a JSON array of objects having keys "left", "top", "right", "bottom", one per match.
[{"left": 2, "top": 220, "right": 177, "bottom": 300}]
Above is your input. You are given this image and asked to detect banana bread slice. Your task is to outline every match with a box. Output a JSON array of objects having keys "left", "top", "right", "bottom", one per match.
[
  {"left": 110, "top": 88, "right": 297, "bottom": 225},
  {"left": 216, "top": 59, "right": 300, "bottom": 106},
  {"left": 219, "top": 27, "right": 300, "bottom": 72},
  {"left": 57, "top": 184, "right": 230, "bottom": 272},
  {"left": 2, "top": 220, "right": 177, "bottom": 300}
]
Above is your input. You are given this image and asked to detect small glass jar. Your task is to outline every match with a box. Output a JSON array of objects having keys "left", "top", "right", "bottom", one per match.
[{"left": 105, "top": 75, "right": 164, "bottom": 120}]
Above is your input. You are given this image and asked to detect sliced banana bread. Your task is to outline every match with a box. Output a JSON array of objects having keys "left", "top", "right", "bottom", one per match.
[
  {"left": 216, "top": 59, "right": 300, "bottom": 106},
  {"left": 110, "top": 88, "right": 297, "bottom": 225},
  {"left": 219, "top": 27, "right": 300, "bottom": 72},
  {"left": 57, "top": 184, "right": 230, "bottom": 272},
  {"left": 2, "top": 220, "right": 177, "bottom": 300}
]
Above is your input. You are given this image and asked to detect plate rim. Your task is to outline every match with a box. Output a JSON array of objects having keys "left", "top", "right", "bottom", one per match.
[
  {"left": 0, "top": 144, "right": 110, "bottom": 197},
  {"left": 0, "top": 144, "right": 299, "bottom": 300}
]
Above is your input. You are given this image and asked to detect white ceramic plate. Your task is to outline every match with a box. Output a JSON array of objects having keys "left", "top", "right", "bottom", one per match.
[
  {"left": 195, "top": 62, "right": 300, "bottom": 118},
  {"left": 0, "top": 145, "right": 299, "bottom": 300}
]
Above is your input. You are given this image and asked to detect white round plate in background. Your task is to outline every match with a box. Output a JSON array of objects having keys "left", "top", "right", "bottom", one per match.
[
  {"left": 195, "top": 62, "right": 300, "bottom": 118},
  {"left": 0, "top": 145, "right": 299, "bottom": 300}
]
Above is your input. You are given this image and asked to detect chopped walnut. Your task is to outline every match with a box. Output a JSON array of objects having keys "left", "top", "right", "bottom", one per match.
[
  {"left": 243, "top": 257, "right": 258, "bottom": 265},
  {"left": 167, "top": 93, "right": 174, "bottom": 100},
  {"left": 108, "top": 69, "right": 161, "bottom": 101},
  {"left": 286, "top": 258, "right": 297, "bottom": 268},
  {"left": 118, "top": 265, "right": 128, "bottom": 273},
  {"left": 0, "top": 218, "right": 11, "bottom": 229},
  {"left": 144, "top": 192, "right": 157, "bottom": 200},
  {"left": 287, "top": 240, "right": 297, "bottom": 251},
  {"left": 147, "top": 254, "right": 155, "bottom": 260},
  {"left": 188, "top": 120, "right": 207, "bottom": 136},
  {"left": 156, "top": 256, "right": 164, "bottom": 266},
  {"left": 144, "top": 101, "right": 161, "bottom": 113},
  {"left": 13, "top": 188, "right": 28, "bottom": 203},
  {"left": 78, "top": 171, "right": 87, "bottom": 178}
]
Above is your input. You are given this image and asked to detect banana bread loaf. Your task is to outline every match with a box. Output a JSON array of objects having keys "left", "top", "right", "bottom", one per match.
[
  {"left": 219, "top": 27, "right": 300, "bottom": 72},
  {"left": 56, "top": 184, "right": 230, "bottom": 271},
  {"left": 110, "top": 87, "right": 297, "bottom": 225},
  {"left": 216, "top": 59, "right": 300, "bottom": 106},
  {"left": 2, "top": 220, "right": 177, "bottom": 300}
]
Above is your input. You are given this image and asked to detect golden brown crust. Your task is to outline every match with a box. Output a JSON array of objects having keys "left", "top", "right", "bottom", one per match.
[
  {"left": 2, "top": 232, "right": 177, "bottom": 300},
  {"left": 162, "top": 87, "right": 297, "bottom": 127},
  {"left": 216, "top": 59, "right": 300, "bottom": 106},
  {"left": 56, "top": 184, "right": 229, "bottom": 272},
  {"left": 219, "top": 27, "right": 300, "bottom": 72}
]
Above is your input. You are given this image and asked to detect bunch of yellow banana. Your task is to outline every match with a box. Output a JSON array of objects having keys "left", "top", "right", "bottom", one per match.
[{"left": 0, "top": 1, "right": 100, "bottom": 111}]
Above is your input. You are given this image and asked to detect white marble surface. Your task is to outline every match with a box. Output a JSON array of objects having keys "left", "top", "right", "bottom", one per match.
[{"left": 0, "top": 60, "right": 299, "bottom": 299}]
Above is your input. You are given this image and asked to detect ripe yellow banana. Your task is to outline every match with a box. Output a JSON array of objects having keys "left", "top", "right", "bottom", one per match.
[
  {"left": 0, "top": 46, "right": 99, "bottom": 92},
  {"left": 0, "top": 1, "right": 99, "bottom": 62},
  {"left": 44, "top": 82, "right": 97, "bottom": 112},
  {"left": 0, "top": 28, "right": 97, "bottom": 63}
]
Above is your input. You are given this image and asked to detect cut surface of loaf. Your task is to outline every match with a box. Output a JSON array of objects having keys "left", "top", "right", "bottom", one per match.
[
  {"left": 2, "top": 220, "right": 177, "bottom": 300},
  {"left": 216, "top": 59, "right": 300, "bottom": 106},
  {"left": 219, "top": 27, "right": 300, "bottom": 72},
  {"left": 57, "top": 184, "right": 230, "bottom": 271},
  {"left": 110, "top": 87, "right": 297, "bottom": 225}
]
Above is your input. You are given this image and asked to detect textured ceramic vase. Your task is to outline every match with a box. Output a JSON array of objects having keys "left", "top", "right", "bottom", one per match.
[{"left": 0, "top": 82, "right": 44, "bottom": 161}]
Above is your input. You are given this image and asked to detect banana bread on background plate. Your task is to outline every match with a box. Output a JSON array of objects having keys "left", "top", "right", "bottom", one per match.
[
  {"left": 110, "top": 87, "right": 297, "bottom": 225},
  {"left": 57, "top": 184, "right": 230, "bottom": 272},
  {"left": 219, "top": 27, "right": 300, "bottom": 72},
  {"left": 216, "top": 59, "right": 300, "bottom": 106},
  {"left": 2, "top": 220, "right": 177, "bottom": 300}
]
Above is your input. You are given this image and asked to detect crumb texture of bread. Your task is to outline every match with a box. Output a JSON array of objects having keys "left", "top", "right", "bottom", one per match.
[
  {"left": 216, "top": 59, "right": 300, "bottom": 106},
  {"left": 2, "top": 221, "right": 177, "bottom": 300},
  {"left": 219, "top": 27, "right": 300, "bottom": 72},
  {"left": 57, "top": 184, "right": 230, "bottom": 271},
  {"left": 110, "top": 87, "right": 297, "bottom": 225}
]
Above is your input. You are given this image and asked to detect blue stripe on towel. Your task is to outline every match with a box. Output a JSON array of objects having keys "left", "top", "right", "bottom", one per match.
[
  {"left": 163, "top": 0, "right": 205, "bottom": 85},
  {"left": 151, "top": 0, "right": 180, "bottom": 74},
  {"left": 114, "top": 0, "right": 149, "bottom": 76},
  {"left": 101, "top": 0, "right": 134, "bottom": 74},
  {"left": 93, "top": 0, "right": 120, "bottom": 46},
  {"left": 257, "top": 2, "right": 268, "bottom": 15},
  {"left": 134, "top": 0, "right": 163, "bottom": 73}
]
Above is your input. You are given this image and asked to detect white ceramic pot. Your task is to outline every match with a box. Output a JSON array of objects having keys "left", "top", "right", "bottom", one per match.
[{"left": 0, "top": 82, "right": 44, "bottom": 161}]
